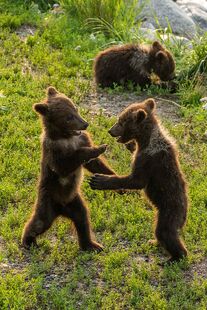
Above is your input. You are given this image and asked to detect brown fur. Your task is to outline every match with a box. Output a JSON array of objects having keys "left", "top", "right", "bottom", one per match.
[
  {"left": 90, "top": 98, "right": 188, "bottom": 262},
  {"left": 22, "top": 86, "right": 115, "bottom": 251},
  {"left": 94, "top": 41, "right": 175, "bottom": 88}
]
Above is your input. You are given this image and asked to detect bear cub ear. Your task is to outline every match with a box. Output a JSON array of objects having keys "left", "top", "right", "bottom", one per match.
[
  {"left": 156, "top": 51, "right": 167, "bottom": 63},
  {"left": 47, "top": 86, "right": 58, "bottom": 97},
  {"left": 145, "top": 98, "right": 156, "bottom": 112},
  {"left": 33, "top": 103, "right": 49, "bottom": 115},
  {"left": 152, "top": 41, "right": 164, "bottom": 51},
  {"left": 133, "top": 109, "right": 147, "bottom": 123}
]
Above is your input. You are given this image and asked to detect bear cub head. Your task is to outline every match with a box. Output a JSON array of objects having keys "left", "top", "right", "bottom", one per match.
[
  {"left": 34, "top": 87, "right": 88, "bottom": 138},
  {"left": 151, "top": 41, "right": 175, "bottom": 82},
  {"left": 108, "top": 98, "right": 156, "bottom": 144}
]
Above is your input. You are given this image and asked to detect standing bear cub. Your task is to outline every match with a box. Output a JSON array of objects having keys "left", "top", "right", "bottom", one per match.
[
  {"left": 94, "top": 41, "right": 175, "bottom": 89},
  {"left": 90, "top": 99, "right": 188, "bottom": 262},
  {"left": 22, "top": 86, "right": 116, "bottom": 251}
]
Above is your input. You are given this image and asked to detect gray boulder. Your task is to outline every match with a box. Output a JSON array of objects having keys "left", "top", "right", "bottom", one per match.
[
  {"left": 176, "top": 0, "right": 207, "bottom": 32},
  {"left": 137, "top": 0, "right": 197, "bottom": 39},
  {"left": 135, "top": 26, "right": 193, "bottom": 48}
]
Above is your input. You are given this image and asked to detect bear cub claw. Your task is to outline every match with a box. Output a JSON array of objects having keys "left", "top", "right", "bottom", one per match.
[
  {"left": 22, "top": 237, "right": 38, "bottom": 249},
  {"left": 89, "top": 174, "right": 109, "bottom": 190},
  {"left": 81, "top": 241, "right": 104, "bottom": 252}
]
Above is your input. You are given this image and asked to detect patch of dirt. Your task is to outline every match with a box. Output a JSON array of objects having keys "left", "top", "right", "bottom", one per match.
[
  {"left": 184, "top": 257, "right": 207, "bottom": 282},
  {"left": 0, "top": 261, "right": 28, "bottom": 276},
  {"left": 15, "top": 24, "right": 36, "bottom": 42},
  {"left": 0, "top": 239, "right": 30, "bottom": 276},
  {"left": 83, "top": 89, "right": 182, "bottom": 123}
]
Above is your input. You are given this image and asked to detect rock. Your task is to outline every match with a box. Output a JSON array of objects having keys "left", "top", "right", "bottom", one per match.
[
  {"left": 52, "top": 3, "right": 64, "bottom": 14},
  {"left": 141, "top": 21, "right": 155, "bottom": 30},
  {"left": 137, "top": 0, "right": 197, "bottom": 39},
  {"left": 134, "top": 25, "right": 193, "bottom": 48},
  {"left": 74, "top": 45, "right": 81, "bottom": 51},
  {"left": 201, "top": 97, "right": 207, "bottom": 110},
  {"left": 160, "top": 33, "right": 193, "bottom": 48},
  {"left": 89, "top": 33, "right": 96, "bottom": 41},
  {"left": 200, "top": 97, "right": 207, "bottom": 103},
  {"left": 138, "top": 27, "right": 157, "bottom": 40},
  {"left": 203, "top": 103, "right": 207, "bottom": 110},
  {"left": 176, "top": 0, "right": 207, "bottom": 32},
  {"left": 53, "top": 4, "right": 60, "bottom": 9}
]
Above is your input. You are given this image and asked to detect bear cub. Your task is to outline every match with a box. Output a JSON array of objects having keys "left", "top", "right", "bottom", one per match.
[
  {"left": 90, "top": 98, "right": 188, "bottom": 262},
  {"left": 22, "top": 86, "right": 115, "bottom": 251},
  {"left": 94, "top": 41, "right": 175, "bottom": 89}
]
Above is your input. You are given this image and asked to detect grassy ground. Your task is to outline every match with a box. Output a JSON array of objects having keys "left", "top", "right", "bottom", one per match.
[{"left": 0, "top": 1, "right": 207, "bottom": 309}]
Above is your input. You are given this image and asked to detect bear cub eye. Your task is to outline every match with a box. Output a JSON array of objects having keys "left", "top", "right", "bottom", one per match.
[{"left": 67, "top": 115, "right": 75, "bottom": 122}]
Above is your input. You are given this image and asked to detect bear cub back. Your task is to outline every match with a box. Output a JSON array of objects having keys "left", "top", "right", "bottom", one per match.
[{"left": 94, "top": 41, "right": 175, "bottom": 88}]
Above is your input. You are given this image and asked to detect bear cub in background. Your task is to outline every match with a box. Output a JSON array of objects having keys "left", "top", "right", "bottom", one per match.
[
  {"left": 22, "top": 86, "right": 115, "bottom": 251},
  {"left": 90, "top": 98, "right": 188, "bottom": 262},
  {"left": 94, "top": 41, "right": 175, "bottom": 89}
]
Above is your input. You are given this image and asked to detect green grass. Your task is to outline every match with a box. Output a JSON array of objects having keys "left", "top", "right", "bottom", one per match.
[
  {"left": 61, "top": 0, "right": 140, "bottom": 40},
  {"left": 0, "top": 1, "right": 207, "bottom": 309}
]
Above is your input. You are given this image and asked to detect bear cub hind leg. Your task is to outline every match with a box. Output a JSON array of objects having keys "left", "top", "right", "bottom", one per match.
[
  {"left": 155, "top": 214, "right": 187, "bottom": 262},
  {"left": 62, "top": 195, "right": 103, "bottom": 252},
  {"left": 22, "top": 198, "right": 59, "bottom": 249}
]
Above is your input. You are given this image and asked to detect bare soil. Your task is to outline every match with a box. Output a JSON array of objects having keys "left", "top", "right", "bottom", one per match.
[
  {"left": 83, "top": 88, "right": 182, "bottom": 123},
  {"left": 185, "top": 257, "right": 207, "bottom": 282},
  {"left": 15, "top": 25, "right": 36, "bottom": 41}
]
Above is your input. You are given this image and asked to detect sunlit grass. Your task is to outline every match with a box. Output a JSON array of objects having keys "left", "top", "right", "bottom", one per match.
[{"left": 0, "top": 0, "right": 207, "bottom": 309}]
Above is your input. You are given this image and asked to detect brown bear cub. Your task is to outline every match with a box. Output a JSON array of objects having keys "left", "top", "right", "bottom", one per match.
[
  {"left": 90, "top": 99, "right": 188, "bottom": 262},
  {"left": 22, "top": 86, "right": 116, "bottom": 251},
  {"left": 94, "top": 41, "right": 175, "bottom": 89}
]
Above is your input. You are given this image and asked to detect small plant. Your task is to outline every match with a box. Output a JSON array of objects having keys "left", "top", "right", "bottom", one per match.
[
  {"left": 178, "top": 34, "right": 207, "bottom": 81},
  {"left": 176, "top": 34, "right": 207, "bottom": 105},
  {"left": 61, "top": 0, "right": 143, "bottom": 42},
  {"left": 24, "top": 0, "right": 56, "bottom": 11},
  {"left": 178, "top": 79, "right": 206, "bottom": 106},
  {"left": 0, "top": 0, "right": 41, "bottom": 28}
]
